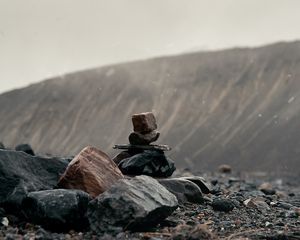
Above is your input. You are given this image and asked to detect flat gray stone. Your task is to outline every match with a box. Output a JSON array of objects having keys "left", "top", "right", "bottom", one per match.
[{"left": 113, "top": 144, "right": 171, "bottom": 151}]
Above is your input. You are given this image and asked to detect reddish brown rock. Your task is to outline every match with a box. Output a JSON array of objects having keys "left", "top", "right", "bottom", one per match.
[
  {"left": 128, "top": 130, "right": 160, "bottom": 145},
  {"left": 132, "top": 112, "right": 157, "bottom": 133},
  {"left": 57, "top": 146, "right": 124, "bottom": 197}
]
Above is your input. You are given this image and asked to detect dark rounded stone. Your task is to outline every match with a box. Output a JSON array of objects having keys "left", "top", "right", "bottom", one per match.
[
  {"left": 212, "top": 198, "right": 235, "bottom": 212},
  {"left": 260, "top": 188, "right": 276, "bottom": 195},
  {"left": 128, "top": 131, "right": 160, "bottom": 145},
  {"left": 159, "top": 179, "right": 204, "bottom": 204},
  {"left": 15, "top": 144, "right": 35, "bottom": 156}
]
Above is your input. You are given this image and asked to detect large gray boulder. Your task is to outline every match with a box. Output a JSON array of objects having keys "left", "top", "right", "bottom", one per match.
[
  {"left": 22, "top": 189, "right": 91, "bottom": 232},
  {"left": 0, "top": 149, "right": 68, "bottom": 213},
  {"left": 87, "top": 175, "right": 178, "bottom": 233}
]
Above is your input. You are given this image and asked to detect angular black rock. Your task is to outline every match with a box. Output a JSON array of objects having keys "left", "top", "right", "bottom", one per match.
[
  {"left": 15, "top": 144, "right": 35, "bottom": 156},
  {"left": 0, "top": 149, "right": 68, "bottom": 213},
  {"left": 0, "top": 142, "right": 5, "bottom": 150},
  {"left": 118, "top": 150, "right": 176, "bottom": 177},
  {"left": 128, "top": 131, "right": 160, "bottom": 145},
  {"left": 159, "top": 178, "right": 204, "bottom": 204},
  {"left": 87, "top": 175, "right": 178, "bottom": 233},
  {"left": 112, "top": 149, "right": 143, "bottom": 165},
  {"left": 22, "top": 189, "right": 91, "bottom": 232}
]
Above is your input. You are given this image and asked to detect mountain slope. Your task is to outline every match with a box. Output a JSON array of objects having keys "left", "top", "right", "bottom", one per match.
[{"left": 1, "top": 41, "right": 300, "bottom": 173}]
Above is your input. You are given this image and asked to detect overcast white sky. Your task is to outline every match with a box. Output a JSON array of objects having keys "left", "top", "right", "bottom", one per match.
[{"left": 0, "top": 0, "right": 300, "bottom": 93}]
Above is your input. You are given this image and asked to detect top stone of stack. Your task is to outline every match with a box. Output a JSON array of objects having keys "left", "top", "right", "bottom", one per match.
[{"left": 132, "top": 112, "right": 157, "bottom": 133}]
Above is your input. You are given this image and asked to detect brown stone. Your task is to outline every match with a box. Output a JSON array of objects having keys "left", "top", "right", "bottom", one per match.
[
  {"left": 128, "top": 130, "right": 160, "bottom": 145},
  {"left": 218, "top": 164, "right": 232, "bottom": 173},
  {"left": 57, "top": 146, "right": 124, "bottom": 197},
  {"left": 258, "top": 182, "right": 273, "bottom": 190},
  {"left": 132, "top": 112, "right": 157, "bottom": 133}
]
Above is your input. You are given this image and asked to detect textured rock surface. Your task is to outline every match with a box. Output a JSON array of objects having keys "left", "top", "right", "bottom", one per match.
[
  {"left": 0, "top": 171, "right": 299, "bottom": 239},
  {"left": 15, "top": 144, "right": 35, "bottom": 156},
  {"left": 118, "top": 150, "right": 176, "bottom": 177},
  {"left": 87, "top": 175, "right": 178, "bottom": 233},
  {"left": 132, "top": 112, "right": 157, "bottom": 133},
  {"left": 58, "top": 146, "right": 124, "bottom": 197},
  {"left": 22, "top": 189, "right": 91, "bottom": 232},
  {"left": 0, "top": 149, "right": 68, "bottom": 213},
  {"left": 159, "top": 178, "right": 204, "bottom": 204},
  {"left": 128, "top": 130, "right": 160, "bottom": 145}
]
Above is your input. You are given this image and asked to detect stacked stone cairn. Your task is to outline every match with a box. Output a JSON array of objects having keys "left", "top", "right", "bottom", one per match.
[
  {"left": 113, "top": 112, "right": 176, "bottom": 178},
  {"left": 0, "top": 112, "right": 211, "bottom": 235}
]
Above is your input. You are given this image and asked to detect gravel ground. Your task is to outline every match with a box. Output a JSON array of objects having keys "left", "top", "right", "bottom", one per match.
[{"left": 1, "top": 171, "right": 299, "bottom": 240}]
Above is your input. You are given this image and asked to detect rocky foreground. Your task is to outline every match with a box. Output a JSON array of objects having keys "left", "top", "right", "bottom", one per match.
[
  {"left": 0, "top": 113, "right": 299, "bottom": 239},
  {"left": 1, "top": 167, "right": 299, "bottom": 240}
]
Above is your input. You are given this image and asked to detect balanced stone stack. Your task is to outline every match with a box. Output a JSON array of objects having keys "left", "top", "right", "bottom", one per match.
[
  {"left": 129, "top": 112, "right": 160, "bottom": 145},
  {"left": 113, "top": 112, "right": 176, "bottom": 178}
]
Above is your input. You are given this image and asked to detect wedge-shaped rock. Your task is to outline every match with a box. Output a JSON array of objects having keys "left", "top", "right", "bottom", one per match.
[
  {"left": 57, "top": 146, "right": 124, "bottom": 197},
  {"left": 88, "top": 175, "right": 178, "bottom": 233},
  {"left": 0, "top": 149, "right": 68, "bottom": 214},
  {"left": 132, "top": 112, "right": 157, "bottom": 133},
  {"left": 159, "top": 178, "right": 204, "bottom": 204},
  {"left": 22, "top": 189, "right": 91, "bottom": 232}
]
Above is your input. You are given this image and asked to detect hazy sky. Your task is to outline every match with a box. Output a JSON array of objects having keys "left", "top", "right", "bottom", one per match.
[{"left": 1, "top": 0, "right": 300, "bottom": 93}]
